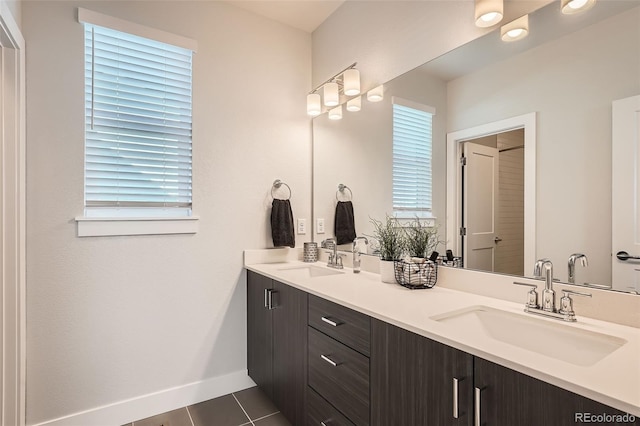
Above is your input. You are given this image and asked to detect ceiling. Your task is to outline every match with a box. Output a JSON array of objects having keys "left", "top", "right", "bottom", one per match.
[{"left": 226, "top": 0, "right": 345, "bottom": 33}]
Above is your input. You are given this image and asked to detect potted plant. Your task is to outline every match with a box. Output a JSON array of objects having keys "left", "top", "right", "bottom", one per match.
[
  {"left": 370, "top": 215, "right": 405, "bottom": 283},
  {"left": 404, "top": 217, "right": 441, "bottom": 261}
]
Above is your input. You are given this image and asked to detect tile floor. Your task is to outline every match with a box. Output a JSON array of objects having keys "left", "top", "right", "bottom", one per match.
[{"left": 122, "top": 386, "right": 291, "bottom": 426}]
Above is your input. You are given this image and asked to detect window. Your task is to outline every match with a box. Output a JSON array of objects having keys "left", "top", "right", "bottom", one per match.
[
  {"left": 83, "top": 20, "right": 193, "bottom": 217},
  {"left": 392, "top": 98, "right": 435, "bottom": 217}
]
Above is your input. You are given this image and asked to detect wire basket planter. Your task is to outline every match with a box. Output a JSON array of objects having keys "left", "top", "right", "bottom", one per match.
[{"left": 393, "top": 259, "right": 438, "bottom": 289}]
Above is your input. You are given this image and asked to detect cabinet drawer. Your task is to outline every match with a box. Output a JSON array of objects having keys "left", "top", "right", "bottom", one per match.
[
  {"left": 308, "top": 294, "right": 371, "bottom": 356},
  {"left": 308, "top": 327, "right": 370, "bottom": 426},
  {"left": 307, "top": 387, "right": 356, "bottom": 426}
]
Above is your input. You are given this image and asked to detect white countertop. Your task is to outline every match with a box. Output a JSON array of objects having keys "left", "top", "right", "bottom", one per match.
[{"left": 245, "top": 258, "right": 640, "bottom": 417}]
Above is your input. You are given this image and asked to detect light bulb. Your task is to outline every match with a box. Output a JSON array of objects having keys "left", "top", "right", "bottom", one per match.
[
  {"left": 328, "top": 105, "right": 343, "bottom": 120},
  {"left": 306, "top": 93, "right": 321, "bottom": 116},
  {"left": 474, "top": 0, "right": 503, "bottom": 27},
  {"left": 343, "top": 69, "right": 361, "bottom": 96},
  {"left": 367, "top": 85, "right": 384, "bottom": 102},
  {"left": 324, "top": 82, "right": 339, "bottom": 107},
  {"left": 347, "top": 97, "right": 361, "bottom": 112},
  {"left": 561, "top": 0, "right": 595, "bottom": 14},
  {"left": 501, "top": 15, "right": 529, "bottom": 42}
]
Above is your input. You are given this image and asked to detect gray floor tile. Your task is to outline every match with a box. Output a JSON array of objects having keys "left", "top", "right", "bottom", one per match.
[
  {"left": 133, "top": 408, "right": 192, "bottom": 426},
  {"left": 253, "top": 413, "right": 291, "bottom": 426},
  {"left": 188, "top": 394, "right": 250, "bottom": 426},
  {"left": 233, "top": 387, "right": 278, "bottom": 420}
]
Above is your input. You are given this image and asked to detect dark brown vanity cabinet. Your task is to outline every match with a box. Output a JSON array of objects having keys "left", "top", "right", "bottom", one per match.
[
  {"left": 246, "top": 271, "right": 307, "bottom": 426},
  {"left": 474, "top": 357, "right": 639, "bottom": 426},
  {"left": 371, "top": 319, "right": 473, "bottom": 426},
  {"left": 247, "top": 272, "right": 637, "bottom": 426},
  {"left": 371, "top": 319, "right": 638, "bottom": 426}
]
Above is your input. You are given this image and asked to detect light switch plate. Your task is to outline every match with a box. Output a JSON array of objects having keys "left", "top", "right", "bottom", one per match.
[
  {"left": 316, "top": 218, "right": 325, "bottom": 234},
  {"left": 297, "top": 218, "right": 306, "bottom": 235}
]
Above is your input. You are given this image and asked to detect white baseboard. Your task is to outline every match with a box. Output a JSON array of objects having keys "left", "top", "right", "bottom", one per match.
[{"left": 30, "top": 370, "right": 256, "bottom": 426}]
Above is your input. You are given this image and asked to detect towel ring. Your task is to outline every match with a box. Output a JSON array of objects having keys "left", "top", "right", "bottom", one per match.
[
  {"left": 336, "top": 184, "right": 353, "bottom": 202},
  {"left": 272, "top": 179, "right": 292, "bottom": 200}
]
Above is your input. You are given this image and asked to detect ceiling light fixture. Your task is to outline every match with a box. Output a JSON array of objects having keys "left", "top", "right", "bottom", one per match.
[
  {"left": 475, "top": 0, "right": 503, "bottom": 27},
  {"left": 343, "top": 69, "right": 361, "bottom": 96},
  {"left": 561, "top": 0, "right": 596, "bottom": 14},
  {"left": 501, "top": 15, "right": 529, "bottom": 42}
]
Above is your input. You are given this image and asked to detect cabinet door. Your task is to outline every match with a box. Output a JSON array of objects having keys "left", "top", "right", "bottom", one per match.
[
  {"left": 272, "top": 280, "right": 308, "bottom": 426},
  {"left": 474, "top": 357, "right": 639, "bottom": 426},
  {"left": 247, "top": 271, "right": 274, "bottom": 399},
  {"left": 371, "top": 319, "right": 473, "bottom": 426}
]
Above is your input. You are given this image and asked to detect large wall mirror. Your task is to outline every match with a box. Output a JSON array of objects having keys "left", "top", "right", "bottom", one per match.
[{"left": 312, "top": 0, "right": 640, "bottom": 293}]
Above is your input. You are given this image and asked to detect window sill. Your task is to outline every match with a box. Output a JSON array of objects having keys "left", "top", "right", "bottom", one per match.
[{"left": 75, "top": 216, "right": 199, "bottom": 237}]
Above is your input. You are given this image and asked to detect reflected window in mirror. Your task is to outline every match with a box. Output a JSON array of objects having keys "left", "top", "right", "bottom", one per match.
[{"left": 392, "top": 97, "right": 436, "bottom": 219}]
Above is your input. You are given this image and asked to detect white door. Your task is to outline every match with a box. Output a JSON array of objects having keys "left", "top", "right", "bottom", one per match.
[
  {"left": 463, "top": 142, "right": 499, "bottom": 271},
  {"left": 612, "top": 95, "right": 640, "bottom": 293}
]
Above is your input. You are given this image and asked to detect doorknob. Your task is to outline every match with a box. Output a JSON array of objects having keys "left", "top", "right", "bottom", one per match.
[
  {"left": 494, "top": 236, "right": 503, "bottom": 243},
  {"left": 616, "top": 251, "right": 640, "bottom": 261}
]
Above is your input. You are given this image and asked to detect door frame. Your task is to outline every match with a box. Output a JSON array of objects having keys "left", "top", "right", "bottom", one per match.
[
  {"left": 446, "top": 112, "right": 536, "bottom": 273},
  {"left": 0, "top": 2, "right": 26, "bottom": 426}
]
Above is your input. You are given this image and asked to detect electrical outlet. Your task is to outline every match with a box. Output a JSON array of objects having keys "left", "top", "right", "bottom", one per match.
[
  {"left": 297, "top": 218, "right": 306, "bottom": 235},
  {"left": 316, "top": 218, "right": 325, "bottom": 234}
]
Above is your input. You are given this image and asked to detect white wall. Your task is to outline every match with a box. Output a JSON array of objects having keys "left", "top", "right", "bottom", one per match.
[
  {"left": 447, "top": 7, "right": 640, "bottom": 285},
  {"left": 23, "top": 1, "right": 311, "bottom": 425},
  {"left": 312, "top": 1, "right": 549, "bottom": 91}
]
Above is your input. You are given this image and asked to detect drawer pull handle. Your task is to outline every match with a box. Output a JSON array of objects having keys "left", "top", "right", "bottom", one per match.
[
  {"left": 320, "top": 422, "right": 330, "bottom": 426},
  {"left": 474, "top": 386, "right": 484, "bottom": 426},
  {"left": 321, "top": 316, "right": 342, "bottom": 327},
  {"left": 453, "top": 377, "right": 464, "bottom": 419},
  {"left": 320, "top": 354, "right": 340, "bottom": 367}
]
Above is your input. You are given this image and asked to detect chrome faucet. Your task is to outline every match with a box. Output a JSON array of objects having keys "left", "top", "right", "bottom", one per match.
[
  {"left": 514, "top": 258, "right": 592, "bottom": 322},
  {"left": 568, "top": 253, "right": 588, "bottom": 284},
  {"left": 539, "top": 260, "right": 555, "bottom": 312},
  {"left": 322, "top": 237, "right": 344, "bottom": 269},
  {"left": 352, "top": 236, "right": 369, "bottom": 273}
]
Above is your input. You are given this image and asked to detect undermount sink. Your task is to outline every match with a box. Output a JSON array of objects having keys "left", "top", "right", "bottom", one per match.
[
  {"left": 277, "top": 265, "right": 344, "bottom": 278},
  {"left": 431, "top": 306, "right": 627, "bottom": 367}
]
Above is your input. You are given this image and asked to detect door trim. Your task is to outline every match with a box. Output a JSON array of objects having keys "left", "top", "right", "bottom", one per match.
[
  {"left": 0, "top": 2, "right": 26, "bottom": 426},
  {"left": 446, "top": 112, "right": 536, "bottom": 273}
]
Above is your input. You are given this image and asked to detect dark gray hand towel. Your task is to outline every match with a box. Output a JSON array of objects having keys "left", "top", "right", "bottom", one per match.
[
  {"left": 334, "top": 201, "right": 356, "bottom": 245},
  {"left": 271, "top": 199, "right": 295, "bottom": 248}
]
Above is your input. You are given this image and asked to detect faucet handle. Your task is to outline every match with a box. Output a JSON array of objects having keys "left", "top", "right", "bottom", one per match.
[
  {"left": 513, "top": 281, "right": 539, "bottom": 309},
  {"left": 558, "top": 289, "right": 592, "bottom": 320},
  {"left": 561, "top": 289, "right": 592, "bottom": 298}
]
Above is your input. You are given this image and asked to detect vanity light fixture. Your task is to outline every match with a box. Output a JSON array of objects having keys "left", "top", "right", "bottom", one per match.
[
  {"left": 367, "top": 85, "right": 384, "bottom": 102},
  {"left": 561, "top": 0, "right": 596, "bottom": 14},
  {"left": 343, "top": 69, "right": 361, "bottom": 96},
  {"left": 347, "top": 96, "right": 361, "bottom": 112},
  {"left": 501, "top": 15, "right": 529, "bottom": 42},
  {"left": 328, "top": 105, "right": 343, "bottom": 120},
  {"left": 307, "top": 62, "right": 360, "bottom": 117},
  {"left": 475, "top": 0, "right": 503, "bottom": 27},
  {"left": 323, "top": 82, "right": 339, "bottom": 107},
  {"left": 306, "top": 93, "right": 321, "bottom": 116}
]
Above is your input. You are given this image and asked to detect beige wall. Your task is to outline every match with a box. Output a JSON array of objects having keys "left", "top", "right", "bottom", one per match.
[
  {"left": 23, "top": 1, "right": 311, "bottom": 424},
  {"left": 447, "top": 7, "right": 640, "bottom": 285}
]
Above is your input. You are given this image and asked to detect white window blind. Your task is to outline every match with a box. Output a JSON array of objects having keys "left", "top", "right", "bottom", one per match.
[
  {"left": 84, "top": 23, "right": 193, "bottom": 213},
  {"left": 392, "top": 99, "right": 434, "bottom": 216}
]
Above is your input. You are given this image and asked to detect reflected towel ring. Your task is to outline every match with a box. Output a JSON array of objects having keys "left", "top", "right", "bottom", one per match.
[
  {"left": 272, "top": 179, "right": 292, "bottom": 200},
  {"left": 336, "top": 184, "right": 353, "bottom": 202}
]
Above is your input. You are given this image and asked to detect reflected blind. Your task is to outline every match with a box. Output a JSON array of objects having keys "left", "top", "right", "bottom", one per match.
[
  {"left": 84, "top": 24, "right": 193, "bottom": 209},
  {"left": 392, "top": 102, "right": 433, "bottom": 214}
]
